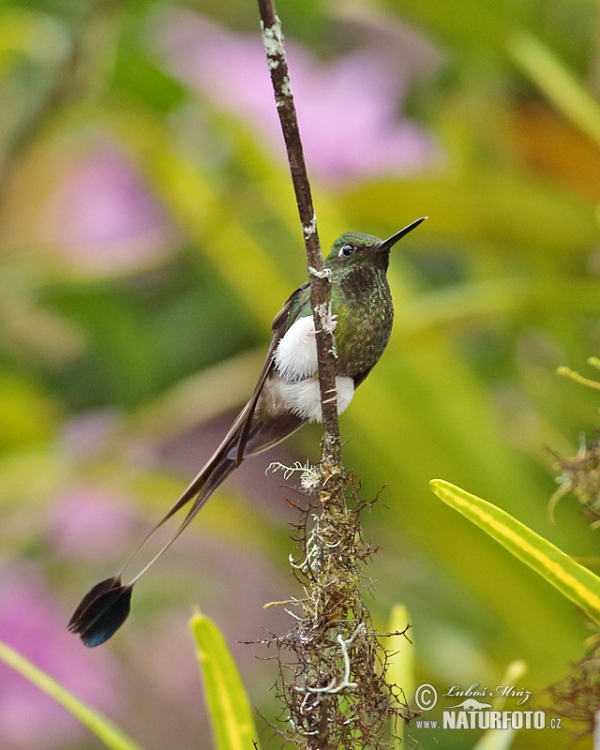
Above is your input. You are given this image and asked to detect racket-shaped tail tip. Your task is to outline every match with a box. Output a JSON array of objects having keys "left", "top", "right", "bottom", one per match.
[{"left": 69, "top": 576, "right": 134, "bottom": 648}]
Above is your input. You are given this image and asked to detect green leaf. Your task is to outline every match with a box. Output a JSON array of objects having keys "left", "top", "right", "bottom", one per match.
[
  {"left": 471, "top": 660, "right": 526, "bottom": 750},
  {"left": 190, "top": 612, "right": 260, "bottom": 750},
  {"left": 430, "top": 479, "right": 600, "bottom": 624},
  {"left": 385, "top": 604, "right": 414, "bottom": 748},
  {"left": 508, "top": 32, "right": 600, "bottom": 148},
  {"left": 0, "top": 640, "right": 145, "bottom": 750},
  {"left": 472, "top": 726, "right": 518, "bottom": 750}
]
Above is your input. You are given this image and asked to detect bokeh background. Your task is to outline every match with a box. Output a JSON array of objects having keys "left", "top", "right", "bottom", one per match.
[{"left": 1, "top": 0, "right": 600, "bottom": 748}]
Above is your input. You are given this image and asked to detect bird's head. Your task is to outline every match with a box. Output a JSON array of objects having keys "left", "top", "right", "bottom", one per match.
[{"left": 325, "top": 217, "right": 426, "bottom": 273}]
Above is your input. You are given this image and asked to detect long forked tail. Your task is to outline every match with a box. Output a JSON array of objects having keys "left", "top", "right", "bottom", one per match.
[
  {"left": 68, "top": 439, "right": 238, "bottom": 647},
  {"left": 69, "top": 383, "right": 304, "bottom": 647}
]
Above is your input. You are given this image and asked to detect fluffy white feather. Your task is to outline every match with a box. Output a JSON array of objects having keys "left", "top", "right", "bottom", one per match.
[
  {"left": 271, "top": 312, "right": 349, "bottom": 421},
  {"left": 281, "top": 376, "right": 354, "bottom": 422},
  {"left": 274, "top": 314, "right": 337, "bottom": 382},
  {"left": 274, "top": 315, "right": 318, "bottom": 381}
]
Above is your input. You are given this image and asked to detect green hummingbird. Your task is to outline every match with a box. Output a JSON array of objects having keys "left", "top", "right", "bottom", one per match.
[{"left": 68, "top": 217, "right": 425, "bottom": 647}]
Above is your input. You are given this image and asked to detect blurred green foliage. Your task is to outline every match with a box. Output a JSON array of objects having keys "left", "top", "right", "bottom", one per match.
[
  {"left": 190, "top": 612, "right": 260, "bottom": 750},
  {"left": 2, "top": 0, "right": 600, "bottom": 748},
  {"left": 0, "top": 638, "right": 145, "bottom": 750}
]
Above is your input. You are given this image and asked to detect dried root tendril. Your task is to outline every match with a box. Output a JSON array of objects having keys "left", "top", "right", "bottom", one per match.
[{"left": 260, "top": 473, "right": 416, "bottom": 749}]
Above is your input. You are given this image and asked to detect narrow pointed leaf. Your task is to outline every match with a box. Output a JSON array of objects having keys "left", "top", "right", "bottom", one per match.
[
  {"left": 430, "top": 479, "right": 600, "bottom": 624},
  {"left": 385, "top": 604, "right": 414, "bottom": 748},
  {"left": 472, "top": 661, "right": 526, "bottom": 750},
  {"left": 190, "top": 612, "right": 260, "bottom": 750},
  {"left": 508, "top": 32, "right": 600, "bottom": 147},
  {"left": 472, "top": 727, "right": 518, "bottom": 750},
  {"left": 0, "top": 640, "right": 145, "bottom": 750}
]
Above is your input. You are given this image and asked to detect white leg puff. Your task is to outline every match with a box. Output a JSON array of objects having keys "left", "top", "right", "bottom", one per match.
[
  {"left": 282, "top": 376, "right": 354, "bottom": 422},
  {"left": 274, "top": 314, "right": 338, "bottom": 381},
  {"left": 274, "top": 315, "right": 318, "bottom": 380}
]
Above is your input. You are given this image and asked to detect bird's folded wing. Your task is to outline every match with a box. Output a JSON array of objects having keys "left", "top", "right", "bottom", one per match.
[{"left": 235, "top": 281, "right": 311, "bottom": 464}]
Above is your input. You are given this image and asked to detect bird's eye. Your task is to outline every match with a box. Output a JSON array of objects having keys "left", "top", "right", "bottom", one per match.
[{"left": 339, "top": 243, "right": 354, "bottom": 257}]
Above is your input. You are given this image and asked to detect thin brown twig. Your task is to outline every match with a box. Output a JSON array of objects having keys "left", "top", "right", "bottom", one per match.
[{"left": 256, "top": 0, "right": 342, "bottom": 468}]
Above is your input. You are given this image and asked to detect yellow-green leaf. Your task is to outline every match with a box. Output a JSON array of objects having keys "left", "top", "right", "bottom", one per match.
[
  {"left": 190, "top": 612, "right": 260, "bottom": 750},
  {"left": 0, "top": 640, "right": 145, "bottom": 750},
  {"left": 472, "top": 661, "right": 526, "bottom": 750},
  {"left": 385, "top": 604, "right": 414, "bottom": 748},
  {"left": 508, "top": 32, "right": 600, "bottom": 148},
  {"left": 430, "top": 479, "right": 600, "bottom": 624}
]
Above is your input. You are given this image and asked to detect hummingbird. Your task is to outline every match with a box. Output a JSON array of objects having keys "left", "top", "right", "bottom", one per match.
[{"left": 68, "top": 217, "right": 426, "bottom": 647}]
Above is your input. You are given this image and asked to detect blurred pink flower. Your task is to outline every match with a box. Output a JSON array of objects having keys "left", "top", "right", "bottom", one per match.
[
  {"left": 156, "top": 13, "right": 440, "bottom": 183},
  {"left": 60, "top": 408, "right": 124, "bottom": 459},
  {"left": 0, "top": 569, "right": 120, "bottom": 750},
  {"left": 43, "top": 142, "right": 176, "bottom": 275},
  {"left": 48, "top": 485, "right": 137, "bottom": 562}
]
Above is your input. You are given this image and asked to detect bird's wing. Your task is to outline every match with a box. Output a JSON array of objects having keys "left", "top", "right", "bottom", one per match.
[
  {"left": 235, "top": 281, "right": 311, "bottom": 464},
  {"left": 132, "top": 282, "right": 312, "bottom": 558},
  {"left": 145, "top": 283, "right": 313, "bottom": 572},
  {"left": 352, "top": 365, "right": 375, "bottom": 389},
  {"left": 121, "top": 282, "right": 311, "bottom": 552}
]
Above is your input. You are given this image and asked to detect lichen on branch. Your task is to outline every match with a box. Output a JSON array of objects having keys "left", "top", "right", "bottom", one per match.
[{"left": 267, "top": 478, "right": 412, "bottom": 748}]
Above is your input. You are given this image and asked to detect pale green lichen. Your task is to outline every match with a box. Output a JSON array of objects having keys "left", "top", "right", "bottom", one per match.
[
  {"left": 260, "top": 15, "right": 285, "bottom": 70},
  {"left": 303, "top": 215, "right": 317, "bottom": 239},
  {"left": 281, "top": 74, "right": 292, "bottom": 97},
  {"left": 267, "top": 476, "right": 410, "bottom": 748},
  {"left": 309, "top": 266, "right": 331, "bottom": 281}
]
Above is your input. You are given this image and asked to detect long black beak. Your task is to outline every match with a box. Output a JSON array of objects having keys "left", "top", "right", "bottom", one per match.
[{"left": 378, "top": 216, "right": 427, "bottom": 252}]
